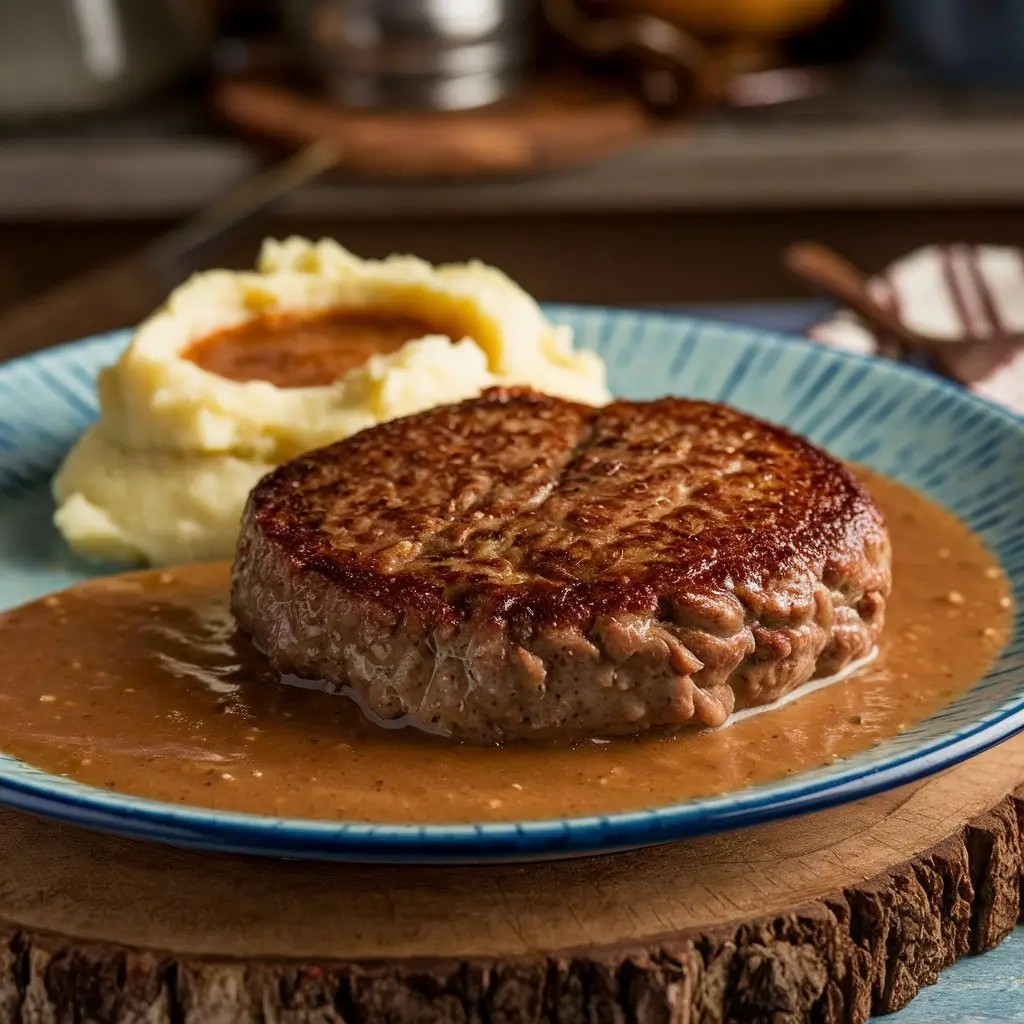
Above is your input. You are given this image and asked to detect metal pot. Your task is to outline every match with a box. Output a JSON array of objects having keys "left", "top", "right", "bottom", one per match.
[
  {"left": 283, "top": 0, "right": 539, "bottom": 111},
  {"left": 0, "top": 0, "right": 212, "bottom": 124}
]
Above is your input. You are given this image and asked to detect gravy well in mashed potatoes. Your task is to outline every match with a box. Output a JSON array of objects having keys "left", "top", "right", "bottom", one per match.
[{"left": 184, "top": 309, "right": 468, "bottom": 388}]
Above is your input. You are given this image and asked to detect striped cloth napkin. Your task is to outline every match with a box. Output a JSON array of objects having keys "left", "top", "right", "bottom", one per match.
[{"left": 808, "top": 244, "right": 1024, "bottom": 416}]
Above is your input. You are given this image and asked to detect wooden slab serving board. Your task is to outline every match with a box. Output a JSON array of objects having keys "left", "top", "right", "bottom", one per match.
[{"left": 2, "top": 733, "right": 1024, "bottom": 1022}]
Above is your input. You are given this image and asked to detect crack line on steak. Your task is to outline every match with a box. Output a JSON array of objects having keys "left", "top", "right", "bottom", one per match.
[
  {"left": 414, "top": 413, "right": 602, "bottom": 574},
  {"left": 434, "top": 414, "right": 605, "bottom": 592},
  {"left": 483, "top": 419, "right": 709, "bottom": 586}
]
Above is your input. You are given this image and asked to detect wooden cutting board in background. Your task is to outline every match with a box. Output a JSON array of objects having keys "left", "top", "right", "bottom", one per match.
[{"left": 212, "top": 75, "right": 657, "bottom": 179}]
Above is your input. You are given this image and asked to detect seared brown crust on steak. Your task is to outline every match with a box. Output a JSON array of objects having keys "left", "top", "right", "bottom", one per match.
[{"left": 232, "top": 388, "right": 891, "bottom": 743}]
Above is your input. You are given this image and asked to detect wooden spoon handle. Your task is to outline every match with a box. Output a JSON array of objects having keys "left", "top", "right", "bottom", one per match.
[{"left": 783, "top": 241, "right": 920, "bottom": 348}]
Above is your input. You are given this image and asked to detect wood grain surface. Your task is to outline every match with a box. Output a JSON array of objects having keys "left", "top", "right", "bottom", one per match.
[{"left": 1, "top": 733, "right": 1024, "bottom": 1022}]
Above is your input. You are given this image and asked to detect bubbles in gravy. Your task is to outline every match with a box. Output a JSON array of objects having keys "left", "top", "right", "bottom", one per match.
[{"left": 0, "top": 472, "right": 1012, "bottom": 824}]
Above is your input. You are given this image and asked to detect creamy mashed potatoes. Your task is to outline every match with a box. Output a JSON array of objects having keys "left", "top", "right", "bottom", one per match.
[{"left": 53, "top": 238, "right": 610, "bottom": 566}]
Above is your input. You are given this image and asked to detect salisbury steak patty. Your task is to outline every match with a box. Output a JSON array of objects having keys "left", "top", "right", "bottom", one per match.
[{"left": 232, "top": 388, "right": 891, "bottom": 743}]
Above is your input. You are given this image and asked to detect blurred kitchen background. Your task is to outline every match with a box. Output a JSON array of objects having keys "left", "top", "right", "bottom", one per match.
[{"left": 1, "top": 0, "right": 1023, "bottom": 316}]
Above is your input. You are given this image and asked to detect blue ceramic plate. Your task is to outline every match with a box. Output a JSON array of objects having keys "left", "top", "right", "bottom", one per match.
[{"left": 1, "top": 306, "right": 1023, "bottom": 862}]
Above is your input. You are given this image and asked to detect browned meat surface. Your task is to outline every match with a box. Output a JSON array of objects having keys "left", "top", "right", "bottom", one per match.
[{"left": 232, "top": 388, "right": 891, "bottom": 743}]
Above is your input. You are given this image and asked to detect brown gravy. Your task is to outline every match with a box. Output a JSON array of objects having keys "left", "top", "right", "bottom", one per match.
[
  {"left": 183, "top": 309, "right": 460, "bottom": 388},
  {"left": 0, "top": 473, "right": 1012, "bottom": 824}
]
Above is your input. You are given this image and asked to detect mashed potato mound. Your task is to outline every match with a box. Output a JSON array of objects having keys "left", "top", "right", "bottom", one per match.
[
  {"left": 53, "top": 238, "right": 610, "bottom": 566},
  {"left": 54, "top": 428, "right": 276, "bottom": 565}
]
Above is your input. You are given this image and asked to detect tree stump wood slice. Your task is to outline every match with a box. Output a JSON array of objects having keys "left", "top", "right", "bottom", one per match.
[{"left": 2, "top": 735, "right": 1024, "bottom": 1023}]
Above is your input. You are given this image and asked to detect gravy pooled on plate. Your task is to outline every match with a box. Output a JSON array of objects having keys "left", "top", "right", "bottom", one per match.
[{"left": 0, "top": 473, "right": 1011, "bottom": 824}]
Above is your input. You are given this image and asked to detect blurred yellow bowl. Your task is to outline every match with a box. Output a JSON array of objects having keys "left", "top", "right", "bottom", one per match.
[{"left": 605, "top": 0, "right": 841, "bottom": 38}]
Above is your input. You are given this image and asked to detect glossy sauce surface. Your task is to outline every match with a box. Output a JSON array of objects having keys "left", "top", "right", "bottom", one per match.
[
  {"left": 0, "top": 474, "right": 1012, "bottom": 824},
  {"left": 183, "top": 309, "right": 458, "bottom": 388}
]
